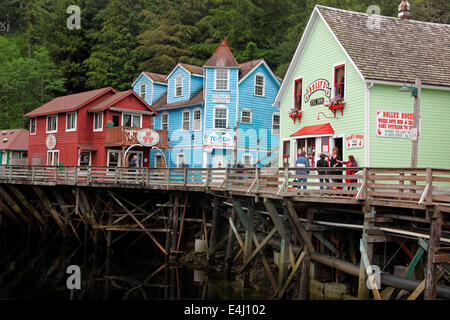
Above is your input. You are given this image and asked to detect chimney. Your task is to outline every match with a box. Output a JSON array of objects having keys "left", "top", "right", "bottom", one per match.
[{"left": 398, "top": 0, "right": 410, "bottom": 19}]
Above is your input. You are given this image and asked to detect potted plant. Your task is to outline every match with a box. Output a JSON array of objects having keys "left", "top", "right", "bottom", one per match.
[
  {"left": 325, "top": 96, "right": 346, "bottom": 117},
  {"left": 106, "top": 120, "right": 114, "bottom": 128},
  {"left": 288, "top": 107, "right": 302, "bottom": 124}
]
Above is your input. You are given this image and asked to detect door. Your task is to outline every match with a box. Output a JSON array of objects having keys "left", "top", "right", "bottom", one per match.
[
  {"left": 213, "top": 155, "right": 227, "bottom": 168},
  {"left": 306, "top": 138, "right": 316, "bottom": 167},
  {"left": 127, "top": 151, "right": 143, "bottom": 167},
  {"left": 47, "top": 150, "right": 59, "bottom": 166},
  {"left": 334, "top": 137, "right": 343, "bottom": 160}
]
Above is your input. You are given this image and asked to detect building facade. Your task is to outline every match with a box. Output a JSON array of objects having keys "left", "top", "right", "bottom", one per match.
[
  {"left": 0, "top": 129, "right": 29, "bottom": 165},
  {"left": 132, "top": 40, "right": 281, "bottom": 168},
  {"left": 24, "top": 88, "right": 167, "bottom": 167},
  {"left": 274, "top": 5, "right": 450, "bottom": 168}
]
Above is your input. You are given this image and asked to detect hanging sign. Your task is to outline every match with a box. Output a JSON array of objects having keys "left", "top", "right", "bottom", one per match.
[
  {"left": 136, "top": 128, "right": 160, "bottom": 147},
  {"left": 310, "top": 97, "right": 324, "bottom": 106},
  {"left": 345, "top": 133, "right": 364, "bottom": 149},
  {"left": 46, "top": 134, "right": 57, "bottom": 150},
  {"left": 212, "top": 94, "right": 230, "bottom": 104},
  {"left": 304, "top": 79, "right": 331, "bottom": 103},
  {"left": 376, "top": 110, "right": 420, "bottom": 139},
  {"left": 205, "top": 131, "right": 234, "bottom": 147}
]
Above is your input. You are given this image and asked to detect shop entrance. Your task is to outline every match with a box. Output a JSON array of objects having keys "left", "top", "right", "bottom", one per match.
[{"left": 334, "top": 137, "right": 343, "bottom": 160}]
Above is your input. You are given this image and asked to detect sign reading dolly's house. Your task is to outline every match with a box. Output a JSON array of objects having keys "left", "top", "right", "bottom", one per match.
[{"left": 376, "top": 110, "right": 419, "bottom": 139}]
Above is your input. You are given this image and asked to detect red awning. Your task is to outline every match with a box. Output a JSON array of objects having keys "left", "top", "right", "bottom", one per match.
[
  {"left": 78, "top": 144, "right": 97, "bottom": 152},
  {"left": 290, "top": 123, "right": 334, "bottom": 137}
]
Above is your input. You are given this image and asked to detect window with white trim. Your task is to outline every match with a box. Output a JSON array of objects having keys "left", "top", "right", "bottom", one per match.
[
  {"left": 241, "top": 109, "right": 252, "bottom": 124},
  {"left": 254, "top": 74, "right": 265, "bottom": 96},
  {"left": 154, "top": 154, "right": 163, "bottom": 168},
  {"left": 123, "top": 113, "right": 142, "bottom": 128},
  {"left": 46, "top": 115, "right": 58, "bottom": 133},
  {"left": 182, "top": 110, "right": 190, "bottom": 131},
  {"left": 47, "top": 150, "right": 59, "bottom": 166},
  {"left": 215, "top": 69, "right": 229, "bottom": 91},
  {"left": 242, "top": 154, "right": 253, "bottom": 167},
  {"left": 214, "top": 107, "right": 227, "bottom": 129},
  {"left": 93, "top": 112, "right": 103, "bottom": 132},
  {"left": 66, "top": 112, "right": 77, "bottom": 132},
  {"left": 30, "top": 118, "right": 36, "bottom": 135},
  {"left": 272, "top": 113, "right": 280, "bottom": 135},
  {"left": 140, "top": 83, "right": 146, "bottom": 100},
  {"left": 161, "top": 112, "right": 169, "bottom": 130},
  {"left": 175, "top": 75, "right": 183, "bottom": 97},
  {"left": 193, "top": 108, "right": 201, "bottom": 131}
]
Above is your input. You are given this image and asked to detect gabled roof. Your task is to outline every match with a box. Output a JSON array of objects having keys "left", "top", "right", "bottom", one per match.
[
  {"left": 87, "top": 90, "right": 157, "bottom": 115},
  {"left": 152, "top": 89, "right": 204, "bottom": 111},
  {"left": 290, "top": 123, "right": 334, "bottom": 137},
  {"left": 274, "top": 5, "right": 450, "bottom": 107},
  {"left": 0, "top": 129, "right": 29, "bottom": 151},
  {"left": 143, "top": 72, "right": 168, "bottom": 84},
  {"left": 238, "top": 59, "right": 282, "bottom": 86},
  {"left": 179, "top": 63, "right": 204, "bottom": 76},
  {"left": 24, "top": 87, "right": 115, "bottom": 117},
  {"left": 204, "top": 38, "right": 239, "bottom": 68}
]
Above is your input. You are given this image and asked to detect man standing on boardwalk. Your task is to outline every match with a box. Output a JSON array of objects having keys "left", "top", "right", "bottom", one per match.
[{"left": 296, "top": 150, "right": 310, "bottom": 189}]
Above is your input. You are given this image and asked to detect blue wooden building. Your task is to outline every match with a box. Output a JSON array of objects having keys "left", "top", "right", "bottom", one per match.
[{"left": 131, "top": 39, "right": 281, "bottom": 168}]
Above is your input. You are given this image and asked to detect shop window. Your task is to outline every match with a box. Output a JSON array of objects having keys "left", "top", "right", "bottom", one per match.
[
  {"left": 334, "top": 64, "right": 345, "bottom": 98},
  {"left": 321, "top": 137, "right": 329, "bottom": 154},
  {"left": 294, "top": 78, "right": 303, "bottom": 110},
  {"left": 283, "top": 140, "right": 290, "bottom": 168}
]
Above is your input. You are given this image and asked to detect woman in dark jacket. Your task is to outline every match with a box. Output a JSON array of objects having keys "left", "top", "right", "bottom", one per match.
[
  {"left": 330, "top": 147, "right": 343, "bottom": 186},
  {"left": 316, "top": 153, "right": 329, "bottom": 190}
]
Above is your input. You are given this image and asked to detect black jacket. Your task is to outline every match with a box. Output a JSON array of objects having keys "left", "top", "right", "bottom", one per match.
[{"left": 316, "top": 158, "right": 329, "bottom": 175}]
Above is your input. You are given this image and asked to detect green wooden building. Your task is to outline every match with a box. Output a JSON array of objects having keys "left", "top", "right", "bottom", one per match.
[
  {"left": 0, "top": 129, "right": 29, "bottom": 165},
  {"left": 274, "top": 5, "right": 450, "bottom": 168}
]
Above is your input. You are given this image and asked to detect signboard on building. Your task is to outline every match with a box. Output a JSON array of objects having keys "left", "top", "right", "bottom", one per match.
[
  {"left": 46, "top": 134, "right": 57, "bottom": 150},
  {"left": 345, "top": 133, "right": 364, "bottom": 149},
  {"left": 212, "top": 94, "right": 230, "bottom": 104},
  {"left": 137, "top": 129, "right": 160, "bottom": 147},
  {"left": 205, "top": 131, "right": 234, "bottom": 147},
  {"left": 310, "top": 97, "right": 324, "bottom": 106},
  {"left": 304, "top": 79, "right": 331, "bottom": 103},
  {"left": 376, "top": 111, "right": 420, "bottom": 139}
]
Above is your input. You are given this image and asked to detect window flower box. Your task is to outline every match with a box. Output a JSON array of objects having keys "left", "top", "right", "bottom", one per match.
[
  {"left": 288, "top": 108, "right": 302, "bottom": 124},
  {"left": 325, "top": 97, "right": 345, "bottom": 117}
]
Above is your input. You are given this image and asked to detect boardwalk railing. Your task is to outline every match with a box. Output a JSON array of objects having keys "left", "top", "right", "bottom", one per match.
[{"left": 0, "top": 165, "right": 450, "bottom": 207}]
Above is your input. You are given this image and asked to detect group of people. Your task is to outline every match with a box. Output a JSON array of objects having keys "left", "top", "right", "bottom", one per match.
[{"left": 295, "top": 147, "right": 358, "bottom": 191}]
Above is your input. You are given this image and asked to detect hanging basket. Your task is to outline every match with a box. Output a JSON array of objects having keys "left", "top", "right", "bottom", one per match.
[
  {"left": 328, "top": 103, "right": 345, "bottom": 117},
  {"left": 289, "top": 112, "right": 303, "bottom": 124}
]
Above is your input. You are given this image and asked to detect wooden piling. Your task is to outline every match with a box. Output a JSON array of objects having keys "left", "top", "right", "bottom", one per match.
[
  {"left": 225, "top": 207, "right": 236, "bottom": 279},
  {"left": 358, "top": 206, "right": 374, "bottom": 300},
  {"left": 208, "top": 198, "right": 220, "bottom": 261},
  {"left": 424, "top": 214, "right": 442, "bottom": 300},
  {"left": 299, "top": 209, "right": 313, "bottom": 300}
]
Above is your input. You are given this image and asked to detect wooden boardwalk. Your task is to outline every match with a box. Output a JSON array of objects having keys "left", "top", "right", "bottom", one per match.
[{"left": 0, "top": 165, "right": 449, "bottom": 212}]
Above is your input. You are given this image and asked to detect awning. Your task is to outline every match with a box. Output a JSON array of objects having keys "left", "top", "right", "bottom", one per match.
[
  {"left": 290, "top": 123, "right": 334, "bottom": 137},
  {"left": 78, "top": 144, "right": 97, "bottom": 152}
]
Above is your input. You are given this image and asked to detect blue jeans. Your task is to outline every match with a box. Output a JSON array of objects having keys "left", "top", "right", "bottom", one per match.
[
  {"left": 297, "top": 178, "right": 307, "bottom": 189},
  {"left": 319, "top": 178, "right": 330, "bottom": 190}
]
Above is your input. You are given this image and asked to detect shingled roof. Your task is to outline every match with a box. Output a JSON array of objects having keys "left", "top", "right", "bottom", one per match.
[
  {"left": 142, "top": 72, "right": 168, "bottom": 84},
  {"left": 0, "top": 129, "right": 29, "bottom": 151},
  {"left": 152, "top": 89, "right": 204, "bottom": 111},
  {"left": 180, "top": 63, "right": 204, "bottom": 75},
  {"left": 24, "top": 87, "right": 115, "bottom": 117},
  {"left": 317, "top": 5, "right": 450, "bottom": 88},
  {"left": 204, "top": 39, "right": 239, "bottom": 68}
]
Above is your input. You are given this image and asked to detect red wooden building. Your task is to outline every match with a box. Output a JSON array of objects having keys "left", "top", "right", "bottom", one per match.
[{"left": 24, "top": 87, "right": 168, "bottom": 168}]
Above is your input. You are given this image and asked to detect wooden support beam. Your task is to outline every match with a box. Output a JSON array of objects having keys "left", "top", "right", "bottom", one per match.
[
  {"left": 0, "top": 185, "right": 29, "bottom": 223},
  {"left": 425, "top": 216, "right": 442, "bottom": 300},
  {"left": 209, "top": 199, "right": 220, "bottom": 259},
  {"left": 278, "top": 251, "right": 305, "bottom": 299},
  {"left": 202, "top": 207, "right": 209, "bottom": 260},
  {"left": 234, "top": 199, "right": 254, "bottom": 287},
  {"left": 408, "top": 268, "right": 445, "bottom": 300},
  {"left": 33, "top": 186, "right": 67, "bottom": 234},
  {"left": 313, "top": 232, "right": 339, "bottom": 256},
  {"left": 225, "top": 207, "right": 236, "bottom": 279},
  {"left": 240, "top": 227, "right": 277, "bottom": 274},
  {"left": 284, "top": 200, "right": 315, "bottom": 254},
  {"left": 0, "top": 200, "right": 21, "bottom": 225},
  {"left": 171, "top": 195, "right": 179, "bottom": 255},
  {"left": 360, "top": 238, "right": 382, "bottom": 300},
  {"left": 8, "top": 185, "right": 46, "bottom": 228},
  {"left": 299, "top": 209, "right": 313, "bottom": 300},
  {"left": 358, "top": 206, "right": 374, "bottom": 300},
  {"left": 252, "top": 233, "right": 279, "bottom": 295}
]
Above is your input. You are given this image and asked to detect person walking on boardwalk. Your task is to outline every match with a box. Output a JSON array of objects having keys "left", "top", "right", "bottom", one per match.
[
  {"left": 129, "top": 155, "right": 138, "bottom": 179},
  {"left": 344, "top": 155, "right": 358, "bottom": 192},
  {"left": 296, "top": 150, "right": 310, "bottom": 189},
  {"left": 316, "top": 153, "right": 330, "bottom": 190},
  {"left": 330, "top": 147, "right": 343, "bottom": 189}
]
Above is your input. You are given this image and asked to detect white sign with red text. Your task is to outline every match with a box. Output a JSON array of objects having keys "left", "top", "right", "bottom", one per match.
[
  {"left": 376, "top": 110, "right": 421, "bottom": 139},
  {"left": 346, "top": 133, "right": 364, "bottom": 149}
]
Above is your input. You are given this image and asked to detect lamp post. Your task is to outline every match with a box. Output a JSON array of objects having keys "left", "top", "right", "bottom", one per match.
[{"left": 399, "top": 77, "right": 421, "bottom": 168}]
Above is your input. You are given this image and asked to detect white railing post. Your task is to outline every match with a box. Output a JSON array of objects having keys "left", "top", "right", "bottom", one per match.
[
  {"left": 204, "top": 168, "right": 210, "bottom": 188},
  {"left": 255, "top": 167, "right": 260, "bottom": 193},
  {"left": 8, "top": 166, "right": 12, "bottom": 183},
  {"left": 284, "top": 167, "right": 289, "bottom": 193}
]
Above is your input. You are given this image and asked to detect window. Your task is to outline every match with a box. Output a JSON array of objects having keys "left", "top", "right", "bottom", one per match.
[
  {"left": 182, "top": 110, "right": 190, "bottom": 131},
  {"left": 122, "top": 113, "right": 142, "bottom": 128},
  {"left": 46, "top": 115, "right": 58, "bottom": 133},
  {"left": 150, "top": 116, "right": 154, "bottom": 129},
  {"left": 214, "top": 107, "right": 227, "bottom": 129},
  {"left": 215, "top": 69, "right": 229, "bottom": 91},
  {"left": 161, "top": 113, "right": 169, "bottom": 130},
  {"left": 241, "top": 109, "right": 252, "bottom": 124},
  {"left": 66, "top": 112, "right": 77, "bottom": 132},
  {"left": 177, "top": 153, "right": 185, "bottom": 168},
  {"left": 294, "top": 78, "right": 303, "bottom": 110},
  {"left": 272, "top": 113, "right": 280, "bottom": 135},
  {"left": 112, "top": 115, "right": 120, "bottom": 127},
  {"left": 12, "top": 152, "right": 21, "bottom": 158},
  {"left": 107, "top": 150, "right": 121, "bottom": 167},
  {"left": 93, "top": 112, "right": 103, "bottom": 131},
  {"left": 334, "top": 64, "right": 345, "bottom": 98},
  {"left": 242, "top": 154, "right": 253, "bottom": 167},
  {"left": 282, "top": 141, "right": 290, "bottom": 168},
  {"left": 193, "top": 108, "right": 201, "bottom": 131},
  {"left": 321, "top": 137, "right": 329, "bottom": 153},
  {"left": 140, "top": 83, "right": 146, "bottom": 100},
  {"left": 175, "top": 75, "right": 183, "bottom": 97},
  {"left": 154, "top": 154, "right": 163, "bottom": 168},
  {"left": 47, "top": 150, "right": 59, "bottom": 166},
  {"left": 30, "top": 118, "right": 36, "bottom": 135},
  {"left": 79, "top": 151, "right": 91, "bottom": 166},
  {"left": 254, "top": 74, "right": 265, "bottom": 96}
]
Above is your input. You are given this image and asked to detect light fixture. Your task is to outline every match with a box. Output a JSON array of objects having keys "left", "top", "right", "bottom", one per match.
[{"left": 398, "top": 81, "right": 410, "bottom": 93}]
